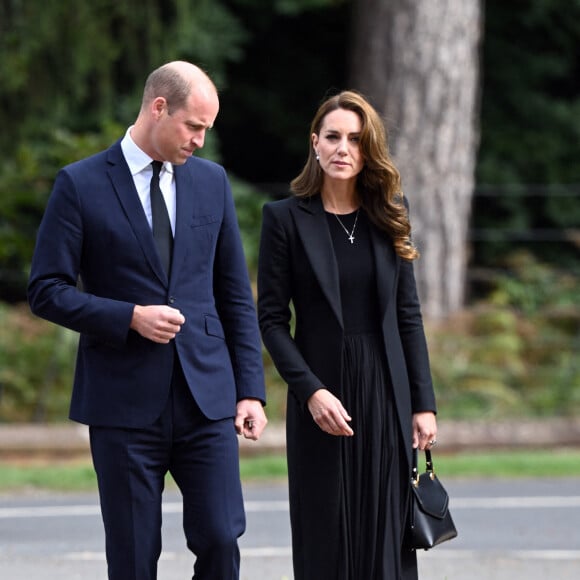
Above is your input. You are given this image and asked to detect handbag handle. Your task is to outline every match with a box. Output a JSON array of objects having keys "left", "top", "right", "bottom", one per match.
[{"left": 411, "top": 448, "right": 435, "bottom": 486}]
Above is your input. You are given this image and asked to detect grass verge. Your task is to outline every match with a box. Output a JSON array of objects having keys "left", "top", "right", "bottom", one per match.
[{"left": 1, "top": 448, "right": 580, "bottom": 493}]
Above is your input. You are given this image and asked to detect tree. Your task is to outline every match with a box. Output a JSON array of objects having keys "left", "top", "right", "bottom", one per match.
[
  {"left": 474, "top": 0, "right": 580, "bottom": 272},
  {"left": 349, "top": 0, "right": 483, "bottom": 319},
  {"left": 0, "top": 0, "right": 248, "bottom": 302},
  {"left": 0, "top": 0, "right": 248, "bottom": 153}
]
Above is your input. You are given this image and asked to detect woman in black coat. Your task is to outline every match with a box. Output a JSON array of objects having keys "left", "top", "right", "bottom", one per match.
[{"left": 258, "top": 91, "right": 438, "bottom": 580}]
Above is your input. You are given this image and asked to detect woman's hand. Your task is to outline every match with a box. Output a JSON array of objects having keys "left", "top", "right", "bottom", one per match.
[
  {"left": 412, "top": 412, "right": 437, "bottom": 450},
  {"left": 307, "top": 388, "right": 354, "bottom": 437}
]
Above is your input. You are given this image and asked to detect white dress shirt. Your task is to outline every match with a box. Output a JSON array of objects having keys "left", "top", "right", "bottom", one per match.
[{"left": 120, "top": 126, "right": 176, "bottom": 235}]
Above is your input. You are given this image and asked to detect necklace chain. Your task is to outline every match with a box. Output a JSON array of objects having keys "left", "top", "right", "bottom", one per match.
[{"left": 333, "top": 209, "right": 360, "bottom": 244}]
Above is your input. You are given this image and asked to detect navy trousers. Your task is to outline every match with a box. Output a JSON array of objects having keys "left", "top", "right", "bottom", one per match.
[{"left": 89, "top": 360, "right": 245, "bottom": 580}]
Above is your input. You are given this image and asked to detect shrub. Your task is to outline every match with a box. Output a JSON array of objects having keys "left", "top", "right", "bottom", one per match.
[
  {"left": 0, "top": 303, "right": 76, "bottom": 422},
  {"left": 429, "top": 251, "right": 580, "bottom": 419}
]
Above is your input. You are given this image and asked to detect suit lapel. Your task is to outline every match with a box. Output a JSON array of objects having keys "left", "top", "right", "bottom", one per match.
[
  {"left": 292, "top": 196, "right": 344, "bottom": 329},
  {"left": 106, "top": 143, "right": 168, "bottom": 285}
]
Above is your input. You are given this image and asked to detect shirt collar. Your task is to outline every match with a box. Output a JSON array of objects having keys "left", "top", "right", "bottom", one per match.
[{"left": 120, "top": 126, "right": 174, "bottom": 176}]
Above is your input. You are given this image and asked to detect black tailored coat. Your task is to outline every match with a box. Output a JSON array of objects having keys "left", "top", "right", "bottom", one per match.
[{"left": 257, "top": 194, "right": 436, "bottom": 579}]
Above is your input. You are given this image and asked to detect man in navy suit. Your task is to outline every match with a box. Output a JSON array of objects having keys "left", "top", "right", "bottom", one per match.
[{"left": 28, "top": 61, "right": 267, "bottom": 580}]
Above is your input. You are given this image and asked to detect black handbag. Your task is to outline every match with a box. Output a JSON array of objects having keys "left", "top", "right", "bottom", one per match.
[{"left": 406, "top": 448, "right": 458, "bottom": 550}]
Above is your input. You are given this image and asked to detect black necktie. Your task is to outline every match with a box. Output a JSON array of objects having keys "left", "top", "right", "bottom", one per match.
[{"left": 150, "top": 161, "right": 173, "bottom": 275}]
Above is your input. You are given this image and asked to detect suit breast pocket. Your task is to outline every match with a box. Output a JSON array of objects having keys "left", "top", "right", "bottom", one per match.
[
  {"left": 186, "top": 215, "right": 220, "bottom": 258},
  {"left": 191, "top": 215, "right": 218, "bottom": 228}
]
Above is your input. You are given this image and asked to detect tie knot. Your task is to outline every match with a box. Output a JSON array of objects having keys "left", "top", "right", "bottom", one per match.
[{"left": 151, "top": 160, "right": 163, "bottom": 178}]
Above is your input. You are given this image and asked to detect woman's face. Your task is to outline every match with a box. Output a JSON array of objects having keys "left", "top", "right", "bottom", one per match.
[{"left": 312, "top": 108, "right": 364, "bottom": 184}]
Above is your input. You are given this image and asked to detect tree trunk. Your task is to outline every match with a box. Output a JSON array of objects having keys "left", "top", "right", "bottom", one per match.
[{"left": 349, "top": 0, "right": 483, "bottom": 319}]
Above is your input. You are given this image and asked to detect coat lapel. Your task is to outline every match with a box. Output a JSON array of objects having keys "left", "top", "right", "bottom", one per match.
[
  {"left": 106, "top": 143, "right": 168, "bottom": 285},
  {"left": 292, "top": 196, "right": 344, "bottom": 328}
]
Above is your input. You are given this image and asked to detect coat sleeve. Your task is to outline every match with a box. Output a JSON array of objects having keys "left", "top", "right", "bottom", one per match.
[
  {"left": 396, "top": 254, "right": 438, "bottom": 414},
  {"left": 27, "top": 168, "right": 135, "bottom": 347},
  {"left": 212, "top": 167, "right": 266, "bottom": 404},
  {"left": 257, "top": 202, "right": 324, "bottom": 406}
]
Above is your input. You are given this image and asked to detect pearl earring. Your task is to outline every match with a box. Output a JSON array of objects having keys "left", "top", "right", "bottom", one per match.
[{"left": 315, "top": 152, "right": 320, "bottom": 161}]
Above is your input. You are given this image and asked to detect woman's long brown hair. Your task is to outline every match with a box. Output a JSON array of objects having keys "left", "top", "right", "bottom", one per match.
[{"left": 291, "top": 91, "right": 419, "bottom": 261}]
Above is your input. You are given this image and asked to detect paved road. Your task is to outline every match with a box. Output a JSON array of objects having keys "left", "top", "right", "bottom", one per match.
[{"left": 1, "top": 478, "right": 579, "bottom": 579}]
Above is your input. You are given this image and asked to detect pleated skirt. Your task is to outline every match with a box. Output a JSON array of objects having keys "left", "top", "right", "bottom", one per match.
[{"left": 337, "top": 332, "right": 417, "bottom": 580}]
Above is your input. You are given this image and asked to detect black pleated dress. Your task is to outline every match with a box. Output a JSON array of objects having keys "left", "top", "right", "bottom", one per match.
[{"left": 324, "top": 208, "right": 416, "bottom": 580}]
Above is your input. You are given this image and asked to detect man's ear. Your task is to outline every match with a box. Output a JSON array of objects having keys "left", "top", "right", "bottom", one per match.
[{"left": 151, "top": 97, "right": 167, "bottom": 120}]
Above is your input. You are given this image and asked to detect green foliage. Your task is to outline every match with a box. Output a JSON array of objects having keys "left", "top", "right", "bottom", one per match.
[
  {"left": 218, "top": 0, "right": 350, "bottom": 183},
  {"left": 0, "top": 0, "right": 249, "bottom": 147},
  {"left": 429, "top": 251, "right": 580, "bottom": 419},
  {"left": 0, "top": 0, "right": 257, "bottom": 301},
  {"left": 0, "top": 164, "right": 270, "bottom": 422},
  {"left": 489, "top": 250, "right": 578, "bottom": 314},
  {"left": 1, "top": 251, "right": 578, "bottom": 424},
  {"left": 0, "top": 125, "right": 123, "bottom": 301},
  {"left": 0, "top": 0, "right": 251, "bottom": 300},
  {"left": 0, "top": 304, "right": 77, "bottom": 422},
  {"left": 231, "top": 0, "right": 343, "bottom": 15},
  {"left": 1, "top": 0, "right": 579, "bottom": 422},
  {"left": 474, "top": 0, "right": 580, "bottom": 272},
  {"left": 479, "top": 0, "right": 580, "bottom": 184},
  {"left": 0, "top": 122, "right": 266, "bottom": 301},
  {"left": 231, "top": 179, "right": 269, "bottom": 274}
]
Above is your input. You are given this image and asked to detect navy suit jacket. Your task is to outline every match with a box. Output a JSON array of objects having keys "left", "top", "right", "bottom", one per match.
[{"left": 28, "top": 140, "right": 265, "bottom": 427}]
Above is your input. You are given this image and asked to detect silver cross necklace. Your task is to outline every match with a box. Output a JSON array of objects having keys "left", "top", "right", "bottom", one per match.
[{"left": 332, "top": 209, "right": 360, "bottom": 244}]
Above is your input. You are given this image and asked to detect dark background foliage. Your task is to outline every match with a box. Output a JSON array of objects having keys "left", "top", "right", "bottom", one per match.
[
  {"left": 472, "top": 0, "right": 580, "bottom": 272},
  {"left": 1, "top": 0, "right": 579, "bottom": 303},
  {"left": 0, "top": 0, "right": 578, "bottom": 422}
]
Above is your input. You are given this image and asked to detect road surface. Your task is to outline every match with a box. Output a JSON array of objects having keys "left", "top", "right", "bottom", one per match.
[{"left": 1, "top": 478, "right": 579, "bottom": 579}]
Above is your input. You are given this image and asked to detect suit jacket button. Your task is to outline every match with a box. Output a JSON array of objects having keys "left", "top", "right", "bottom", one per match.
[{"left": 168, "top": 296, "right": 175, "bottom": 304}]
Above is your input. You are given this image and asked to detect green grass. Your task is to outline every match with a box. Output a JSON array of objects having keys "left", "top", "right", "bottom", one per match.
[
  {"left": 239, "top": 453, "right": 288, "bottom": 480},
  {"left": 0, "top": 462, "right": 98, "bottom": 492},
  {"left": 1, "top": 448, "right": 579, "bottom": 493},
  {"left": 436, "top": 447, "right": 580, "bottom": 478}
]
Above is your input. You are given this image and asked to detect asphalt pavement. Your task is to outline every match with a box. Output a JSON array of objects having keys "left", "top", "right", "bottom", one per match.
[
  {"left": 1, "top": 478, "right": 580, "bottom": 579},
  {"left": 1, "top": 418, "right": 580, "bottom": 579}
]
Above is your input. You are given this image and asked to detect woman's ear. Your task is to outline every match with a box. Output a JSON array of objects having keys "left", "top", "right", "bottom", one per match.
[{"left": 311, "top": 133, "right": 319, "bottom": 149}]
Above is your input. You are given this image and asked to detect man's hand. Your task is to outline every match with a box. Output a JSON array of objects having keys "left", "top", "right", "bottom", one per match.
[
  {"left": 307, "top": 388, "right": 354, "bottom": 437},
  {"left": 235, "top": 398, "right": 268, "bottom": 441},
  {"left": 130, "top": 305, "right": 185, "bottom": 344}
]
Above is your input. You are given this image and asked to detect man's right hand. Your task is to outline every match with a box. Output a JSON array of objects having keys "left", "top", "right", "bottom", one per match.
[{"left": 130, "top": 305, "right": 186, "bottom": 344}]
